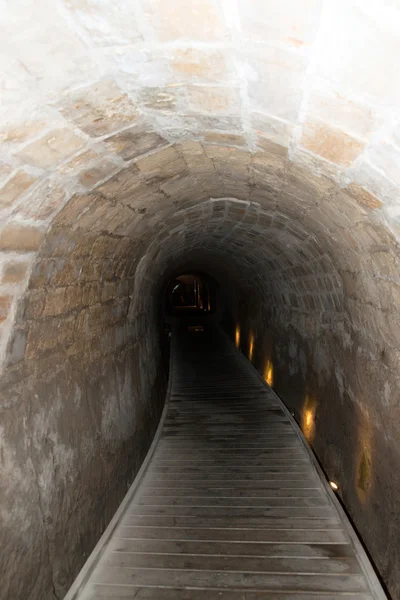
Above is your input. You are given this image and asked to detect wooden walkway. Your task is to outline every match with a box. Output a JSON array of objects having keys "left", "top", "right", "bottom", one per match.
[{"left": 73, "top": 324, "right": 387, "bottom": 600}]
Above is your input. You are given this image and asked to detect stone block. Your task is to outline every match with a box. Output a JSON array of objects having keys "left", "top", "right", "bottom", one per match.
[
  {"left": 143, "top": 0, "right": 225, "bottom": 42},
  {"left": 78, "top": 159, "right": 118, "bottom": 189},
  {"left": 307, "top": 89, "right": 381, "bottom": 140},
  {"left": 170, "top": 48, "right": 229, "bottom": 82},
  {"left": 58, "top": 150, "right": 99, "bottom": 174},
  {"left": 103, "top": 126, "right": 166, "bottom": 161},
  {"left": 65, "top": 0, "right": 142, "bottom": 47},
  {"left": 24, "top": 290, "right": 46, "bottom": 319},
  {"left": 245, "top": 46, "right": 306, "bottom": 122},
  {"left": 0, "top": 294, "right": 12, "bottom": 323},
  {"left": 53, "top": 193, "right": 98, "bottom": 227},
  {"left": 43, "top": 287, "right": 66, "bottom": 317},
  {"left": 203, "top": 132, "right": 246, "bottom": 147},
  {"left": 368, "top": 141, "right": 400, "bottom": 188},
  {"left": 136, "top": 145, "right": 186, "bottom": 179},
  {"left": 0, "top": 222, "right": 44, "bottom": 252},
  {"left": 300, "top": 119, "right": 364, "bottom": 166},
  {"left": 239, "top": 0, "right": 321, "bottom": 47},
  {"left": 1, "top": 260, "right": 29, "bottom": 285},
  {"left": 344, "top": 183, "right": 383, "bottom": 210},
  {"left": 252, "top": 112, "right": 294, "bottom": 148},
  {"left": 17, "top": 181, "right": 66, "bottom": 221},
  {"left": 16, "top": 129, "right": 86, "bottom": 169},
  {"left": 161, "top": 174, "right": 203, "bottom": 202},
  {"left": 185, "top": 86, "right": 240, "bottom": 115},
  {"left": 73, "top": 197, "right": 113, "bottom": 231},
  {"left": 139, "top": 88, "right": 177, "bottom": 111},
  {"left": 5, "top": 328, "right": 27, "bottom": 365},
  {"left": 58, "top": 79, "right": 138, "bottom": 137},
  {"left": 64, "top": 285, "right": 83, "bottom": 312},
  {"left": 314, "top": 2, "right": 400, "bottom": 104},
  {"left": 1, "top": 121, "right": 48, "bottom": 144},
  {"left": 0, "top": 171, "right": 37, "bottom": 209}
]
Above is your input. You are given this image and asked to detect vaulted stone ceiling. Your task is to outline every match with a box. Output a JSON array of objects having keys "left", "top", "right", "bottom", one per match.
[{"left": 2, "top": 0, "right": 400, "bottom": 366}]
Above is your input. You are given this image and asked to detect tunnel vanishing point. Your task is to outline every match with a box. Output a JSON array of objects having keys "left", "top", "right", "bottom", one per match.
[{"left": 1, "top": 0, "right": 400, "bottom": 598}]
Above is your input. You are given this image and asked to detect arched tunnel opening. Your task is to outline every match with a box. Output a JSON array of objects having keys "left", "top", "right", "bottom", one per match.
[{"left": 1, "top": 1, "right": 400, "bottom": 599}]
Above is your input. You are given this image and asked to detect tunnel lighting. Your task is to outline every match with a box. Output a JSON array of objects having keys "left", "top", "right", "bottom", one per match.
[
  {"left": 235, "top": 325, "right": 240, "bottom": 348},
  {"left": 248, "top": 332, "right": 254, "bottom": 361},
  {"left": 263, "top": 359, "right": 274, "bottom": 387},
  {"left": 329, "top": 481, "right": 339, "bottom": 491},
  {"left": 301, "top": 395, "right": 317, "bottom": 444}
]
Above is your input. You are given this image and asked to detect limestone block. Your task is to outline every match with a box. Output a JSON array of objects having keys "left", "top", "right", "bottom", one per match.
[
  {"left": 59, "top": 79, "right": 138, "bottom": 137},
  {"left": 0, "top": 294, "right": 12, "bottom": 323},
  {"left": 78, "top": 159, "right": 119, "bottom": 189},
  {"left": 64, "top": 285, "right": 83, "bottom": 312},
  {"left": 161, "top": 174, "right": 203, "bottom": 202},
  {"left": 58, "top": 150, "right": 100, "bottom": 175},
  {"left": 73, "top": 197, "right": 114, "bottom": 231},
  {"left": 0, "top": 222, "right": 43, "bottom": 252},
  {"left": 170, "top": 48, "right": 229, "bottom": 82},
  {"left": 0, "top": 171, "right": 37, "bottom": 209},
  {"left": 0, "top": 162, "right": 13, "bottom": 186},
  {"left": 368, "top": 141, "right": 400, "bottom": 188},
  {"left": 65, "top": 0, "right": 143, "bottom": 46},
  {"left": 1, "top": 260, "right": 29, "bottom": 285},
  {"left": 139, "top": 88, "right": 177, "bottom": 111},
  {"left": 238, "top": 0, "right": 321, "bottom": 47},
  {"left": 1, "top": 121, "right": 48, "bottom": 144},
  {"left": 203, "top": 132, "right": 246, "bottom": 147},
  {"left": 0, "top": 0, "right": 94, "bottom": 100},
  {"left": 82, "top": 282, "right": 102, "bottom": 306},
  {"left": 252, "top": 112, "right": 293, "bottom": 148},
  {"left": 185, "top": 86, "right": 240, "bottom": 115},
  {"left": 183, "top": 115, "right": 243, "bottom": 133},
  {"left": 107, "top": 206, "right": 138, "bottom": 236},
  {"left": 52, "top": 193, "right": 98, "bottom": 227},
  {"left": 136, "top": 145, "right": 187, "bottom": 179},
  {"left": 300, "top": 119, "right": 364, "bottom": 166},
  {"left": 306, "top": 89, "right": 381, "bottom": 140},
  {"left": 315, "top": 2, "right": 400, "bottom": 104},
  {"left": 16, "top": 129, "right": 86, "bottom": 169},
  {"left": 17, "top": 181, "right": 66, "bottom": 221},
  {"left": 344, "top": 184, "right": 383, "bottom": 210},
  {"left": 43, "top": 287, "right": 66, "bottom": 317},
  {"left": 103, "top": 126, "right": 166, "bottom": 161},
  {"left": 244, "top": 46, "right": 306, "bottom": 122},
  {"left": 143, "top": 0, "right": 225, "bottom": 42}
]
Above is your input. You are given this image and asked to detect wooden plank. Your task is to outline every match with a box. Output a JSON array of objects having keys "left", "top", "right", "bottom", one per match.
[
  {"left": 107, "top": 539, "right": 354, "bottom": 558},
  {"left": 136, "top": 496, "right": 330, "bottom": 508},
  {"left": 139, "top": 486, "right": 326, "bottom": 498},
  {"left": 122, "top": 516, "right": 342, "bottom": 529},
  {"left": 86, "top": 586, "right": 374, "bottom": 600},
  {"left": 92, "top": 567, "right": 370, "bottom": 593},
  {"left": 104, "top": 552, "right": 363, "bottom": 575},
  {"left": 128, "top": 506, "right": 336, "bottom": 519},
  {"left": 116, "top": 526, "right": 349, "bottom": 544}
]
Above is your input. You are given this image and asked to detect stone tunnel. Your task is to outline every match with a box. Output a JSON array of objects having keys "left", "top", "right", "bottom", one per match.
[{"left": 1, "top": 0, "right": 400, "bottom": 598}]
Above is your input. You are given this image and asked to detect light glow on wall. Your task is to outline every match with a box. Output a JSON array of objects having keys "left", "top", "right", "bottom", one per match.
[
  {"left": 301, "top": 394, "right": 317, "bottom": 444},
  {"left": 248, "top": 332, "right": 254, "bottom": 361},
  {"left": 263, "top": 358, "right": 274, "bottom": 387},
  {"left": 235, "top": 325, "right": 240, "bottom": 348},
  {"left": 355, "top": 411, "right": 373, "bottom": 503}
]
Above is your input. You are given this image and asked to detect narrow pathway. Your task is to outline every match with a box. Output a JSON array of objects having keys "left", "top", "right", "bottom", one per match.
[{"left": 78, "top": 324, "right": 386, "bottom": 600}]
